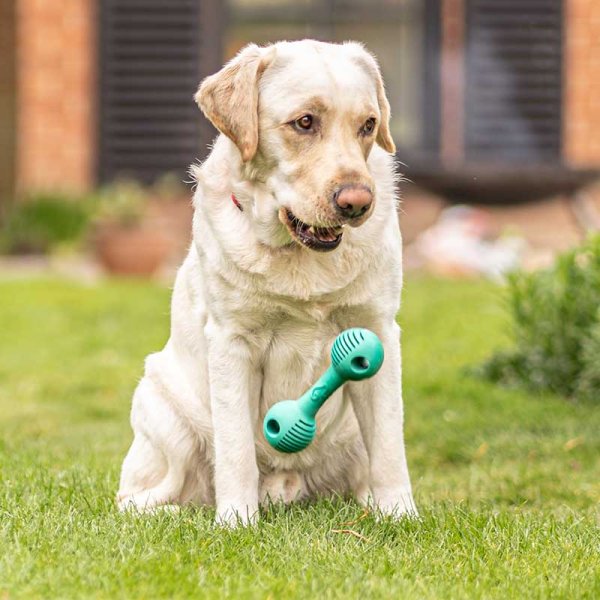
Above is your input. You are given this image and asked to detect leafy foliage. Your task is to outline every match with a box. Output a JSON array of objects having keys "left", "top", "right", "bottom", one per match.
[
  {"left": 0, "top": 176, "right": 188, "bottom": 256},
  {"left": 0, "top": 193, "right": 91, "bottom": 254},
  {"left": 91, "top": 179, "right": 147, "bottom": 228},
  {"left": 479, "top": 235, "right": 600, "bottom": 401}
]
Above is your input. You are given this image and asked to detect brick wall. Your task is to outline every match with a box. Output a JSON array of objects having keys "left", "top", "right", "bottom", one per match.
[
  {"left": 0, "top": 0, "right": 16, "bottom": 214},
  {"left": 16, "top": 0, "right": 96, "bottom": 194},
  {"left": 564, "top": 0, "right": 600, "bottom": 167},
  {"left": 440, "top": 0, "right": 465, "bottom": 167}
]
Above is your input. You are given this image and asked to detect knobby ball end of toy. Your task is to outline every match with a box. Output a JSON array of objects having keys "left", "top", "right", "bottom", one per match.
[
  {"left": 263, "top": 400, "right": 316, "bottom": 453},
  {"left": 330, "top": 328, "right": 384, "bottom": 381}
]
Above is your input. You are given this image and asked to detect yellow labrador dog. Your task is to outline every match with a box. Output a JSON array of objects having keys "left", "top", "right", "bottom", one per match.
[{"left": 117, "top": 40, "right": 417, "bottom": 525}]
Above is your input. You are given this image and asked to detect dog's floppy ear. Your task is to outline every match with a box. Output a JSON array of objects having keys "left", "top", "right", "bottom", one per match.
[
  {"left": 346, "top": 43, "right": 396, "bottom": 154},
  {"left": 373, "top": 70, "right": 396, "bottom": 154},
  {"left": 195, "top": 44, "right": 274, "bottom": 163}
]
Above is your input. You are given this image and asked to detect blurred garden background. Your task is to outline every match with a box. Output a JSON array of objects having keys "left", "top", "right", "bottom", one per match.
[
  {"left": 2, "top": 0, "right": 600, "bottom": 278},
  {"left": 0, "top": 0, "right": 599, "bottom": 598}
]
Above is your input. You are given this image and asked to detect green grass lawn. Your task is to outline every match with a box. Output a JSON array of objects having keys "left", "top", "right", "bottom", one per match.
[{"left": 0, "top": 276, "right": 598, "bottom": 599}]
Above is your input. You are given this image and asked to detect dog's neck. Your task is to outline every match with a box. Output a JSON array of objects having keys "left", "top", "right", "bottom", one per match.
[{"left": 191, "top": 135, "right": 397, "bottom": 300}]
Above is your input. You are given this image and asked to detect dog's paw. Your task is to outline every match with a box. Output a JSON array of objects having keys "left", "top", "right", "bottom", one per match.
[
  {"left": 353, "top": 483, "right": 371, "bottom": 507},
  {"left": 117, "top": 492, "right": 182, "bottom": 515},
  {"left": 215, "top": 503, "right": 259, "bottom": 528},
  {"left": 116, "top": 492, "right": 147, "bottom": 513},
  {"left": 371, "top": 487, "right": 419, "bottom": 520},
  {"left": 260, "top": 471, "right": 306, "bottom": 506}
]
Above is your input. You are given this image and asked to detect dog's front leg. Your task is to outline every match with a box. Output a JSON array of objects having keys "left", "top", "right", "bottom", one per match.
[
  {"left": 206, "top": 322, "right": 259, "bottom": 526},
  {"left": 350, "top": 322, "right": 418, "bottom": 518}
]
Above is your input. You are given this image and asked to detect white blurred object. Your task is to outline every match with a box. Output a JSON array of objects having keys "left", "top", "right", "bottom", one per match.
[{"left": 410, "top": 205, "right": 525, "bottom": 281}]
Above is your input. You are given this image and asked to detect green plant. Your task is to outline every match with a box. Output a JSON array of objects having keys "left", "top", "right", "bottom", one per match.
[
  {"left": 0, "top": 193, "right": 91, "bottom": 255},
  {"left": 478, "top": 234, "right": 600, "bottom": 401},
  {"left": 92, "top": 179, "right": 148, "bottom": 228}
]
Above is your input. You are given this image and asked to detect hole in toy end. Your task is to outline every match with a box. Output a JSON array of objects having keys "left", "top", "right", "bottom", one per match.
[
  {"left": 266, "top": 419, "right": 280, "bottom": 435},
  {"left": 351, "top": 356, "right": 370, "bottom": 371}
]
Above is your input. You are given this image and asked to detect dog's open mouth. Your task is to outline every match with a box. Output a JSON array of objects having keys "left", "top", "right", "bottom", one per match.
[{"left": 280, "top": 208, "right": 343, "bottom": 252}]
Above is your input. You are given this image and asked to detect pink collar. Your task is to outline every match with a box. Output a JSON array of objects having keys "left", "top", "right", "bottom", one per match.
[{"left": 231, "top": 193, "right": 243, "bottom": 212}]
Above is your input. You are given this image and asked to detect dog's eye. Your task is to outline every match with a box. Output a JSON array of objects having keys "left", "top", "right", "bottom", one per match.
[
  {"left": 293, "top": 114, "right": 314, "bottom": 132},
  {"left": 361, "top": 118, "right": 376, "bottom": 136}
]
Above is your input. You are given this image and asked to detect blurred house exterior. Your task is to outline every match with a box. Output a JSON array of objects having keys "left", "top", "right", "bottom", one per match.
[{"left": 1, "top": 0, "right": 599, "bottom": 211}]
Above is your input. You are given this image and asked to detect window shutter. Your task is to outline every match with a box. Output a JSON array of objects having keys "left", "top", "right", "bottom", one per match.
[
  {"left": 99, "top": 0, "right": 221, "bottom": 184},
  {"left": 464, "top": 0, "right": 563, "bottom": 163}
]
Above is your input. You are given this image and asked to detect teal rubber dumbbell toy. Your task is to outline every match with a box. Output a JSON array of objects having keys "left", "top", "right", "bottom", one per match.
[{"left": 263, "top": 328, "right": 384, "bottom": 453}]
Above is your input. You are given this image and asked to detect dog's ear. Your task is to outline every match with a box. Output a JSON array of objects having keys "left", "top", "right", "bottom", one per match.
[
  {"left": 373, "top": 70, "right": 396, "bottom": 154},
  {"left": 195, "top": 44, "right": 274, "bottom": 163},
  {"left": 346, "top": 43, "right": 396, "bottom": 154}
]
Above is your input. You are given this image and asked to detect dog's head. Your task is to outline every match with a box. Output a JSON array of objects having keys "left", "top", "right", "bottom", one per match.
[{"left": 195, "top": 40, "right": 395, "bottom": 252}]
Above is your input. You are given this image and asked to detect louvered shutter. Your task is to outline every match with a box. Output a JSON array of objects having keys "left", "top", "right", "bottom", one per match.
[
  {"left": 464, "top": 0, "right": 563, "bottom": 163},
  {"left": 99, "top": 0, "right": 221, "bottom": 184}
]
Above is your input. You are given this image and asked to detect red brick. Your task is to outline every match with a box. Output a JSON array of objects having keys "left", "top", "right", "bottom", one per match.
[
  {"left": 16, "top": 0, "right": 95, "bottom": 193},
  {"left": 564, "top": 0, "right": 600, "bottom": 167}
]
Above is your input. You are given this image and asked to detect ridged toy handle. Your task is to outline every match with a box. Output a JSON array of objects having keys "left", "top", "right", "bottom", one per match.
[{"left": 263, "top": 328, "right": 384, "bottom": 453}]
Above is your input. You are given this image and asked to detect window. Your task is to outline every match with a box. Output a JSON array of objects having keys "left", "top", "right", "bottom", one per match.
[
  {"left": 99, "top": 0, "right": 222, "bottom": 183},
  {"left": 464, "top": 0, "right": 563, "bottom": 163},
  {"left": 225, "top": 0, "right": 440, "bottom": 159}
]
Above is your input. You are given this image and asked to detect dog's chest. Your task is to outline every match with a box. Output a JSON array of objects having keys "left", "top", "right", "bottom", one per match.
[
  {"left": 251, "top": 290, "right": 379, "bottom": 398},
  {"left": 258, "top": 303, "right": 337, "bottom": 391},
  {"left": 253, "top": 308, "right": 362, "bottom": 470}
]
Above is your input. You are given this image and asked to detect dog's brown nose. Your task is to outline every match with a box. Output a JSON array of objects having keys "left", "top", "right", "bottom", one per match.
[{"left": 333, "top": 185, "right": 373, "bottom": 219}]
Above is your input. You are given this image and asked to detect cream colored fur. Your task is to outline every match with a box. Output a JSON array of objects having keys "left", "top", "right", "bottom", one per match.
[{"left": 117, "top": 40, "right": 417, "bottom": 525}]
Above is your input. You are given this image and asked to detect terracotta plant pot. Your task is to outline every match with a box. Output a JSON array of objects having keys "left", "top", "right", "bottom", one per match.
[{"left": 94, "top": 223, "right": 172, "bottom": 276}]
